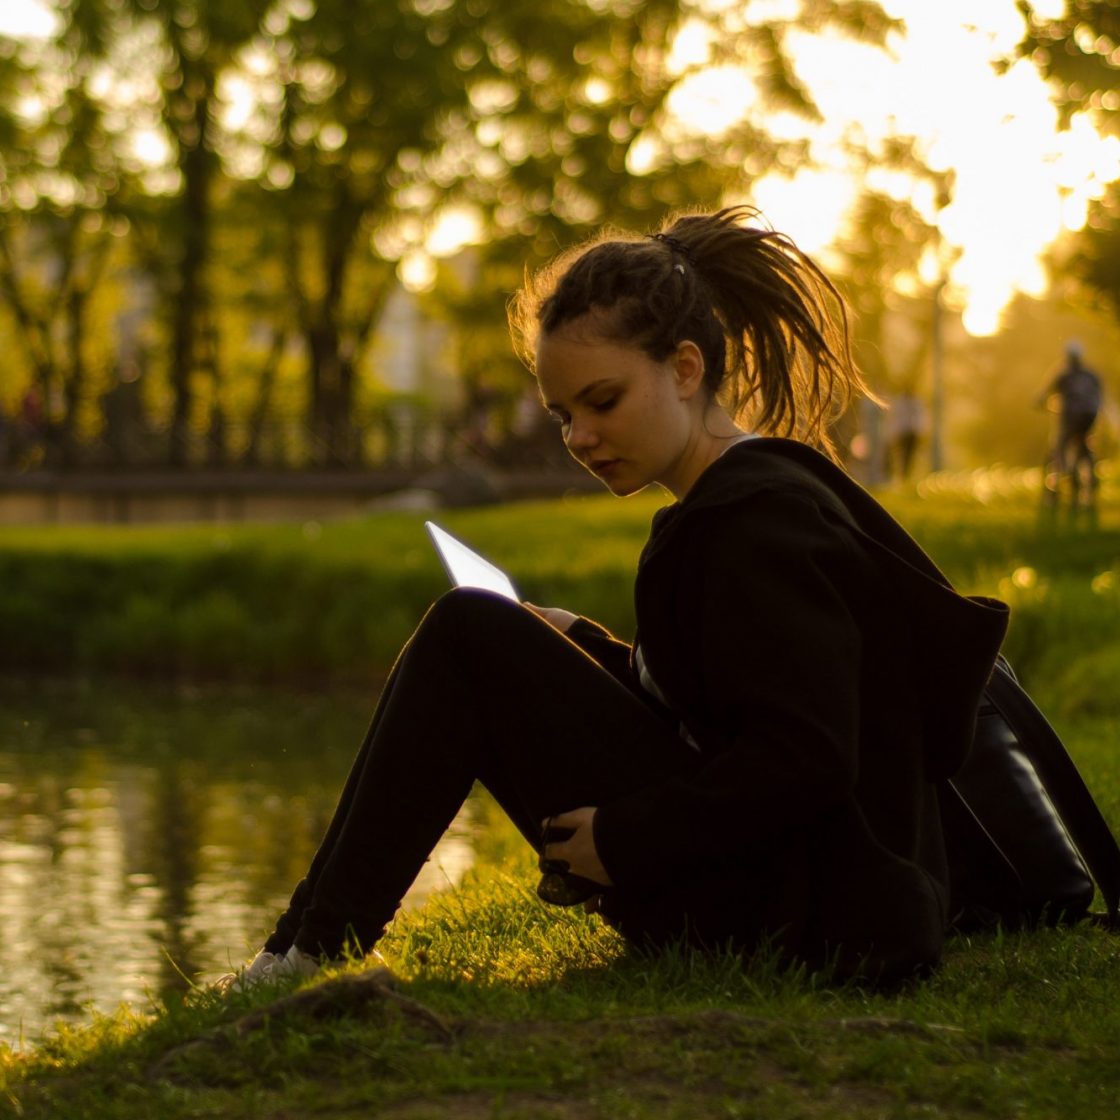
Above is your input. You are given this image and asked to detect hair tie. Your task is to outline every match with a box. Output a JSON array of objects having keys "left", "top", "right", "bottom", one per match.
[{"left": 650, "top": 231, "right": 695, "bottom": 269}]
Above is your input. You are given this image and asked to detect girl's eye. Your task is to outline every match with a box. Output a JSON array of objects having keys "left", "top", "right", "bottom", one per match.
[
  {"left": 548, "top": 411, "right": 570, "bottom": 426},
  {"left": 593, "top": 397, "right": 618, "bottom": 413}
]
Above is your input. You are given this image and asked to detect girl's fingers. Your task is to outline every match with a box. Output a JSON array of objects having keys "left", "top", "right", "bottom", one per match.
[{"left": 546, "top": 806, "right": 595, "bottom": 831}]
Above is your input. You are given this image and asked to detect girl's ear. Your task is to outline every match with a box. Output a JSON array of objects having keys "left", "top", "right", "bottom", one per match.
[{"left": 673, "top": 340, "right": 707, "bottom": 401}]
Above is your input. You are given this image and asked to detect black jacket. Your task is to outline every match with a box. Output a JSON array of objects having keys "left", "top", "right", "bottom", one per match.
[{"left": 570, "top": 438, "right": 1008, "bottom": 980}]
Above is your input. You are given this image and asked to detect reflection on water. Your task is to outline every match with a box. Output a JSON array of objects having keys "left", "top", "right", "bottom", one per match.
[{"left": 0, "top": 679, "right": 476, "bottom": 1042}]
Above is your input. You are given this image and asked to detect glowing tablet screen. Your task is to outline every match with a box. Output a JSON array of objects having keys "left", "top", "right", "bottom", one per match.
[{"left": 425, "top": 521, "right": 519, "bottom": 601}]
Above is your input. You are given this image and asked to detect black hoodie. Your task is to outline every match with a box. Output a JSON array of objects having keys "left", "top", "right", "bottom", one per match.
[{"left": 569, "top": 437, "right": 1008, "bottom": 981}]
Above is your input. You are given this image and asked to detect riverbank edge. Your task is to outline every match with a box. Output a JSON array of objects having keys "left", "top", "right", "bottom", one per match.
[{"left": 6, "top": 850, "right": 1120, "bottom": 1120}]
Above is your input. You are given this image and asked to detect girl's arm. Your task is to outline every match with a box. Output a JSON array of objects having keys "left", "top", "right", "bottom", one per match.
[{"left": 524, "top": 603, "right": 635, "bottom": 684}]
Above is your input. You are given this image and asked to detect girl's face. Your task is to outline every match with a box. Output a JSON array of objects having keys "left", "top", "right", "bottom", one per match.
[{"left": 534, "top": 320, "right": 709, "bottom": 499}]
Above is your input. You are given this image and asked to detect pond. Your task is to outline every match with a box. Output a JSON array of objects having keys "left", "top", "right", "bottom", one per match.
[{"left": 0, "top": 678, "right": 477, "bottom": 1043}]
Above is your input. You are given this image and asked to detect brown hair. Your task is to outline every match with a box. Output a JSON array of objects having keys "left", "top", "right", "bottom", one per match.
[{"left": 508, "top": 205, "right": 868, "bottom": 460}]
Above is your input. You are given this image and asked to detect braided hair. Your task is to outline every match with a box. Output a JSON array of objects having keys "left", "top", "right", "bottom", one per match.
[{"left": 509, "top": 206, "right": 868, "bottom": 460}]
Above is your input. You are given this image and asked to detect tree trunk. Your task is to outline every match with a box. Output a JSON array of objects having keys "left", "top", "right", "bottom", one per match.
[
  {"left": 307, "top": 319, "right": 343, "bottom": 466},
  {"left": 167, "top": 80, "right": 213, "bottom": 467},
  {"left": 58, "top": 287, "right": 88, "bottom": 466},
  {"left": 305, "top": 189, "right": 365, "bottom": 467},
  {"left": 243, "top": 327, "right": 287, "bottom": 466},
  {"left": 0, "top": 228, "right": 61, "bottom": 464},
  {"left": 57, "top": 233, "right": 110, "bottom": 468}
]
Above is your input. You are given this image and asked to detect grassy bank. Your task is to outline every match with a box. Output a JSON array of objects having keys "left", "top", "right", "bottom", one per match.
[
  {"left": 3, "top": 471, "right": 1120, "bottom": 1117},
  {"left": 4, "top": 762, "right": 1120, "bottom": 1120},
  {"left": 3, "top": 466, "right": 1120, "bottom": 708},
  {"left": 0, "top": 497, "right": 655, "bottom": 685}
]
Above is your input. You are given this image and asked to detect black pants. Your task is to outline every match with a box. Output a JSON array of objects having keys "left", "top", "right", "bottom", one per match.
[
  {"left": 1056, "top": 412, "right": 1098, "bottom": 490},
  {"left": 262, "top": 587, "right": 713, "bottom": 959}
]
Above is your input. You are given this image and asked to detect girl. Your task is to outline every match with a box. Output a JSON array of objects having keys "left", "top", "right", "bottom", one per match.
[{"left": 220, "top": 206, "right": 1007, "bottom": 990}]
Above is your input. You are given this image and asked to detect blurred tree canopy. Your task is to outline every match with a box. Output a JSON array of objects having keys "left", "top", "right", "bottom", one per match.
[
  {"left": 0, "top": 0, "right": 914, "bottom": 469},
  {"left": 1019, "top": 1, "right": 1120, "bottom": 320}
]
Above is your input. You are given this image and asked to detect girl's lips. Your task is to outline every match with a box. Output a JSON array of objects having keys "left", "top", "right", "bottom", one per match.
[{"left": 590, "top": 459, "right": 620, "bottom": 476}]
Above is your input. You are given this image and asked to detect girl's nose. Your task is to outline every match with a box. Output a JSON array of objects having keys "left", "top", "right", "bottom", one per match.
[{"left": 565, "top": 416, "right": 599, "bottom": 451}]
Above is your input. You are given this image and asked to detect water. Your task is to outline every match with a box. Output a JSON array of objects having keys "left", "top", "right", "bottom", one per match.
[{"left": 0, "top": 679, "right": 476, "bottom": 1043}]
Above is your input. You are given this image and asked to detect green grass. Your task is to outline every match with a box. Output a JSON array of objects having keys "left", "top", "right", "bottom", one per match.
[
  {"left": 3, "top": 468, "right": 1120, "bottom": 1116},
  {"left": 4, "top": 786, "right": 1120, "bottom": 1118},
  {"left": 3, "top": 462, "right": 1120, "bottom": 703},
  {"left": 0, "top": 496, "right": 660, "bottom": 684}
]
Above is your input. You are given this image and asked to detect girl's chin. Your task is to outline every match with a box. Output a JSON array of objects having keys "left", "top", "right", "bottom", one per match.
[
  {"left": 578, "top": 458, "right": 652, "bottom": 496},
  {"left": 601, "top": 475, "right": 650, "bottom": 497}
]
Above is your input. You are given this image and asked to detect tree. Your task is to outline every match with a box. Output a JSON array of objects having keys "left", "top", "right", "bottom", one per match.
[
  {"left": 0, "top": 8, "right": 123, "bottom": 465},
  {"left": 1018, "top": 1, "right": 1120, "bottom": 318},
  {"left": 87, "top": 0, "right": 264, "bottom": 465},
  {"left": 220, "top": 0, "right": 903, "bottom": 465},
  {"left": 0, "top": 0, "right": 902, "bottom": 469},
  {"left": 419, "top": 0, "right": 902, "bottom": 459},
  {"left": 196, "top": 0, "right": 499, "bottom": 465}
]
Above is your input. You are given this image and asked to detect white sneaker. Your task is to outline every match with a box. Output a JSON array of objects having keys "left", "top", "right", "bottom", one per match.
[
  {"left": 266, "top": 944, "right": 321, "bottom": 984},
  {"left": 213, "top": 949, "right": 284, "bottom": 994},
  {"left": 213, "top": 943, "right": 385, "bottom": 994}
]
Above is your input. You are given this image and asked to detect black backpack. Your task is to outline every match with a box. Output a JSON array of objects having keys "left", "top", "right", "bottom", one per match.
[{"left": 942, "top": 656, "right": 1120, "bottom": 931}]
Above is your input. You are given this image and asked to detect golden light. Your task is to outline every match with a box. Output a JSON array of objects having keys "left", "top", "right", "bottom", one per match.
[
  {"left": 750, "top": 169, "right": 857, "bottom": 256},
  {"left": 399, "top": 252, "right": 436, "bottom": 293},
  {"left": 427, "top": 206, "right": 483, "bottom": 258},
  {"left": 674, "top": 0, "right": 1120, "bottom": 338},
  {"left": 582, "top": 78, "right": 612, "bottom": 106},
  {"left": 0, "top": 1, "right": 56, "bottom": 39},
  {"left": 131, "top": 128, "right": 171, "bottom": 168},
  {"left": 666, "top": 67, "right": 757, "bottom": 136},
  {"left": 667, "top": 18, "right": 712, "bottom": 75}
]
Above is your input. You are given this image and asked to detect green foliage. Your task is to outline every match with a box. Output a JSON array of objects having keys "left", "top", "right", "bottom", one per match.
[
  {"left": 0, "top": 496, "right": 654, "bottom": 682},
  {"left": 1019, "top": 2, "right": 1120, "bottom": 321},
  {"left": 1017, "top": 1, "right": 1120, "bottom": 135},
  {"left": 1050, "top": 640, "right": 1120, "bottom": 720},
  {"left": 0, "top": 0, "right": 906, "bottom": 468}
]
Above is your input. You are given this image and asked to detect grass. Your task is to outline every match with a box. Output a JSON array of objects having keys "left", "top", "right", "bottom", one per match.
[
  {"left": 3, "top": 462, "right": 1120, "bottom": 694},
  {"left": 0, "top": 496, "right": 658, "bottom": 683},
  {"left": 4, "top": 793, "right": 1120, "bottom": 1118},
  {"left": 3, "top": 466, "right": 1120, "bottom": 1116}
]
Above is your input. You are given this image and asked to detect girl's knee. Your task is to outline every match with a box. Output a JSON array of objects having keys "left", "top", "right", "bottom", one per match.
[
  {"left": 409, "top": 589, "right": 553, "bottom": 672},
  {"left": 425, "top": 585, "right": 525, "bottom": 632}
]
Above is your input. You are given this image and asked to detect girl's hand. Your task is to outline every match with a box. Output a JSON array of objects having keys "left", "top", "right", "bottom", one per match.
[
  {"left": 523, "top": 602, "right": 579, "bottom": 633},
  {"left": 543, "top": 807, "right": 613, "bottom": 886}
]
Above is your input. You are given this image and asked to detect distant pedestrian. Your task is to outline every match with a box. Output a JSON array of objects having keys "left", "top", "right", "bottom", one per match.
[
  {"left": 884, "top": 389, "right": 928, "bottom": 482},
  {"left": 1038, "top": 341, "right": 1102, "bottom": 507},
  {"left": 15, "top": 386, "right": 45, "bottom": 467}
]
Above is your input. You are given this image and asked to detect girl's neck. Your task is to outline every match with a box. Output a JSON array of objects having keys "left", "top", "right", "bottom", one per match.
[
  {"left": 718, "top": 432, "right": 755, "bottom": 456},
  {"left": 667, "top": 427, "right": 753, "bottom": 500}
]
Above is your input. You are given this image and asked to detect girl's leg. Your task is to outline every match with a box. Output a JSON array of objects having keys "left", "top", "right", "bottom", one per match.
[
  {"left": 261, "top": 652, "right": 414, "bottom": 954},
  {"left": 265, "top": 588, "right": 698, "bottom": 959}
]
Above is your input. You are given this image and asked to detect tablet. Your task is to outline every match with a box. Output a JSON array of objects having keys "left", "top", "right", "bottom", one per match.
[{"left": 425, "top": 521, "right": 519, "bottom": 601}]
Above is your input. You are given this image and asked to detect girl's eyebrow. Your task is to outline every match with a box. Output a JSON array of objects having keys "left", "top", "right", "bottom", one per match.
[{"left": 543, "top": 378, "right": 620, "bottom": 412}]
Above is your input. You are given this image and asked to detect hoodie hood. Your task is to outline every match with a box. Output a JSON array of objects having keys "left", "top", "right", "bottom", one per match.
[{"left": 642, "top": 437, "right": 1009, "bottom": 779}]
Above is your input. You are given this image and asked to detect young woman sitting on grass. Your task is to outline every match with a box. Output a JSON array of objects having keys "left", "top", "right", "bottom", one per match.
[{"left": 218, "top": 206, "right": 1008, "bottom": 991}]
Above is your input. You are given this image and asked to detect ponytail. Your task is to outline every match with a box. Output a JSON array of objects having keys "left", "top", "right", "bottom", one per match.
[{"left": 509, "top": 205, "right": 869, "bottom": 461}]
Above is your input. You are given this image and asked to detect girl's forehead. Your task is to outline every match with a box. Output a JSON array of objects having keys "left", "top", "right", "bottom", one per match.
[
  {"left": 535, "top": 333, "right": 645, "bottom": 406},
  {"left": 537, "top": 332, "right": 599, "bottom": 380},
  {"left": 538, "top": 333, "right": 636, "bottom": 376}
]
